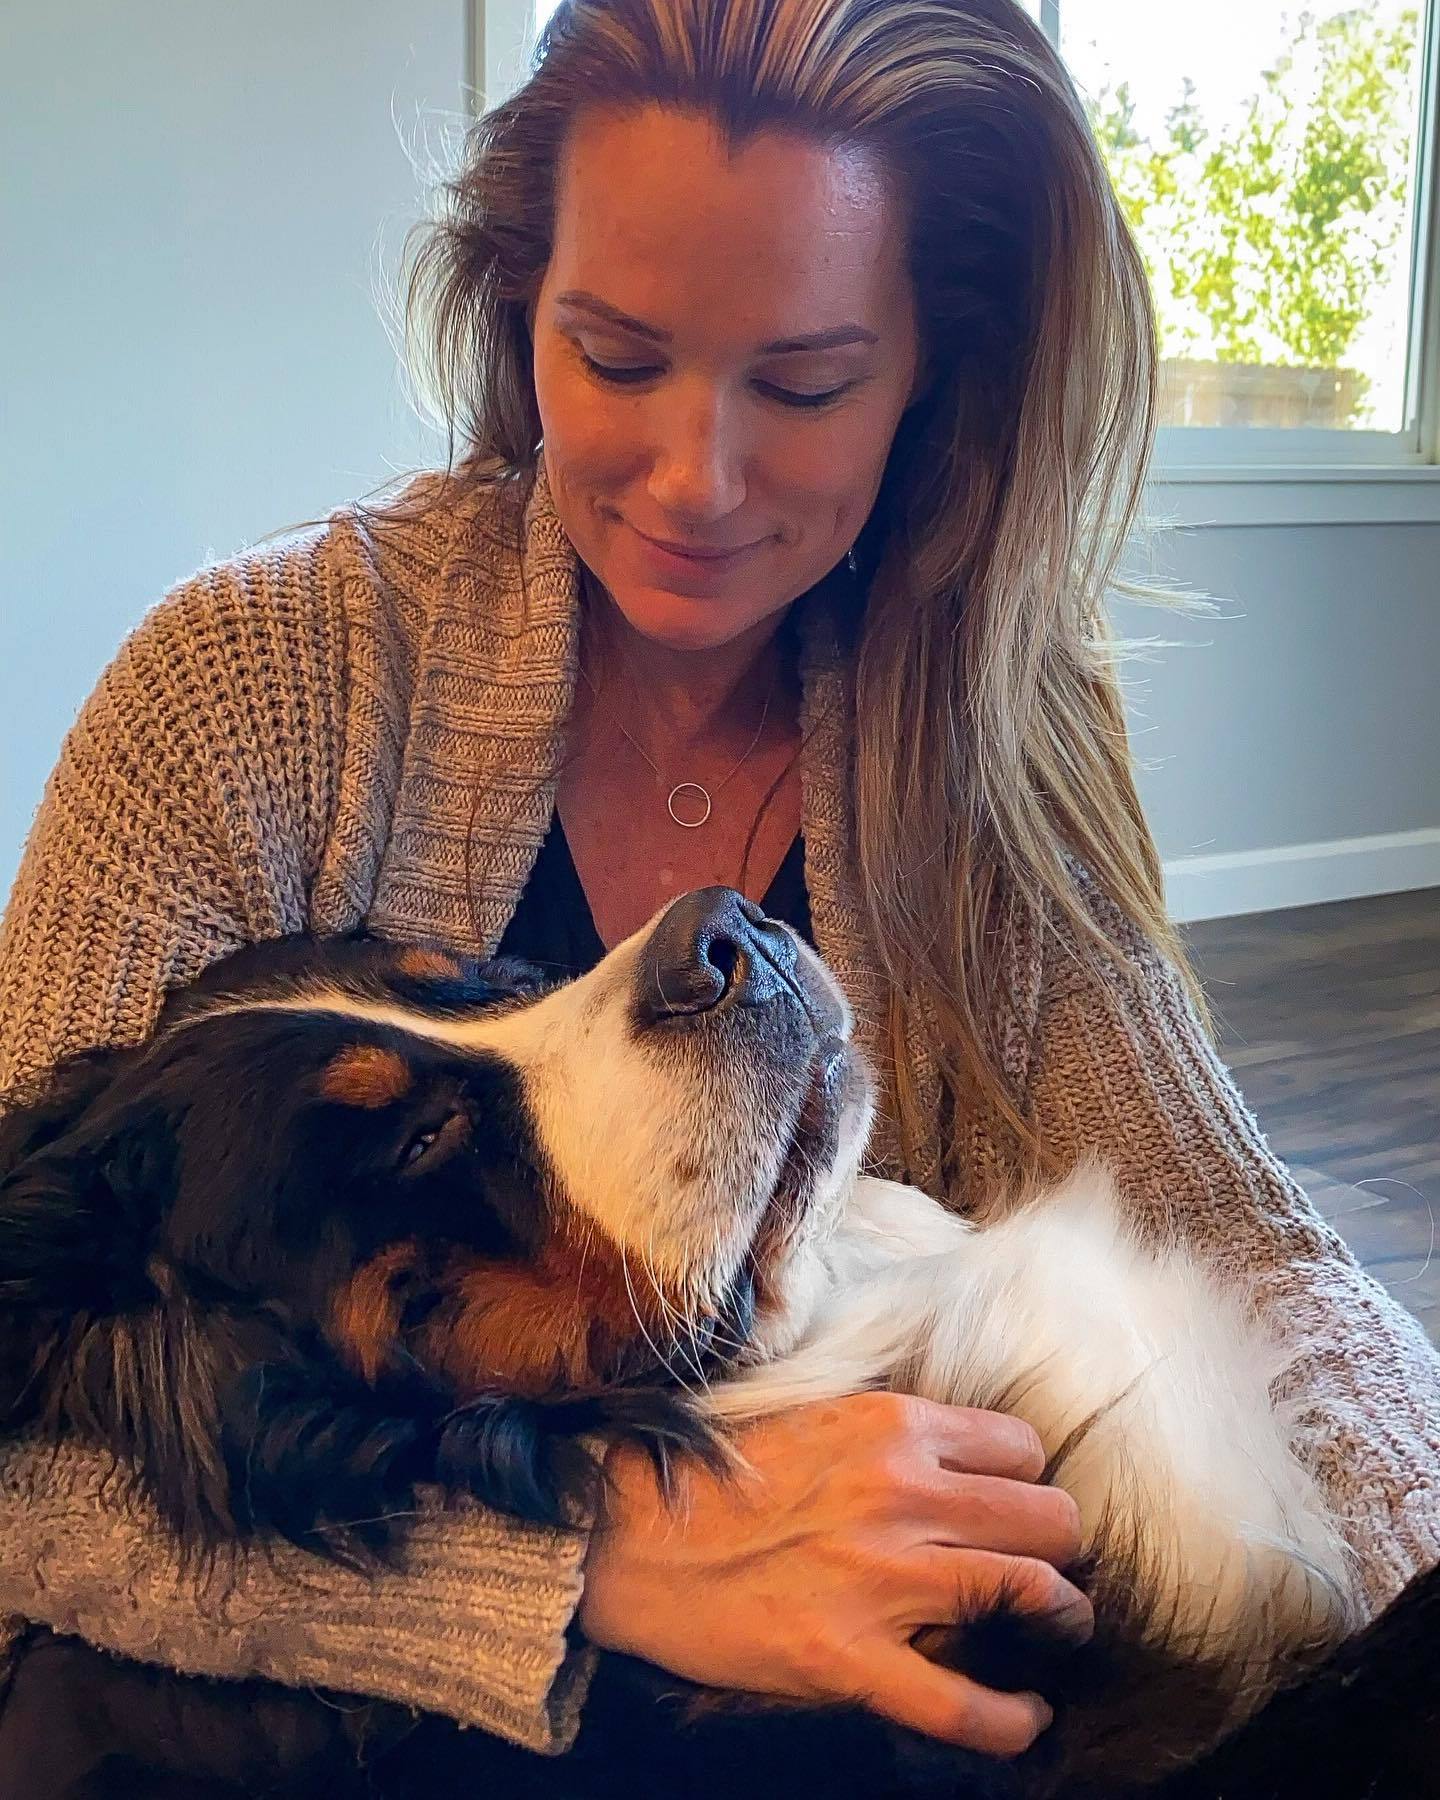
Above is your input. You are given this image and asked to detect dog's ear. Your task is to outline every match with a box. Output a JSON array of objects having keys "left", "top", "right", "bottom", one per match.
[
  {"left": 0, "top": 1048, "right": 169, "bottom": 1318},
  {"left": 0, "top": 1049, "right": 122, "bottom": 1163},
  {"left": 0, "top": 1056, "right": 261, "bottom": 1541},
  {"left": 222, "top": 1358, "right": 724, "bottom": 1564},
  {"left": 0, "top": 1047, "right": 183, "bottom": 1462}
]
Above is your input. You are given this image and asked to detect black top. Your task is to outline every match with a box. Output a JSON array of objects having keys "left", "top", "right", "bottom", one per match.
[{"left": 498, "top": 816, "right": 813, "bottom": 978}]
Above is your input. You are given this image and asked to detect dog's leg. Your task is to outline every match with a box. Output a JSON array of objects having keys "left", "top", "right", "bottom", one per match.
[
  {"left": 0, "top": 1629, "right": 364, "bottom": 1800},
  {"left": 66, "top": 1765, "right": 254, "bottom": 1800},
  {"left": 711, "top": 1169, "right": 1360, "bottom": 1791},
  {"left": 1136, "top": 1558, "right": 1440, "bottom": 1800},
  {"left": 722, "top": 1169, "right": 1352, "bottom": 1659}
]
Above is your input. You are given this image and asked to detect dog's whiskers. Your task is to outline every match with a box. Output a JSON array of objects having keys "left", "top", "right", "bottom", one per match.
[
  {"left": 614, "top": 1200, "right": 702, "bottom": 1397},
  {"left": 642, "top": 1210, "right": 715, "bottom": 1393},
  {"left": 622, "top": 1250, "right": 701, "bottom": 1397}
]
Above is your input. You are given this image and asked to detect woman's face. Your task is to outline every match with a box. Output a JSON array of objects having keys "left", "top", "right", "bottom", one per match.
[{"left": 532, "top": 105, "right": 921, "bottom": 653}]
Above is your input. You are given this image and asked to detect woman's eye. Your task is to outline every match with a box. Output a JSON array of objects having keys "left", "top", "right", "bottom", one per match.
[
  {"left": 579, "top": 350, "right": 851, "bottom": 410},
  {"left": 755, "top": 381, "right": 851, "bottom": 410},
  {"left": 580, "top": 352, "right": 662, "bottom": 386}
]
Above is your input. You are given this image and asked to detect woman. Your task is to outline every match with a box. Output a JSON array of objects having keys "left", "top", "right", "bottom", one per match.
[{"left": 1, "top": 0, "right": 1437, "bottom": 1771}]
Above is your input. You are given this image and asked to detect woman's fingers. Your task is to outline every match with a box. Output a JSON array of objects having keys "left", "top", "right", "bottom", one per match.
[
  {"left": 855, "top": 1643, "right": 1054, "bottom": 1757},
  {"left": 908, "top": 1397, "right": 1049, "bottom": 1482},
  {"left": 916, "top": 1470, "right": 1084, "bottom": 1568},
  {"left": 904, "top": 1544, "right": 1095, "bottom": 1645},
  {"left": 860, "top": 1398, "right": 1083, "bottom": 1566}
]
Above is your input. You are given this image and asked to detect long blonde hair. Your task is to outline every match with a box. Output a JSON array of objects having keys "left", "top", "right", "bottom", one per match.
[{"left": 399, "top": 0, "right": 1194, "bottom": 1180}]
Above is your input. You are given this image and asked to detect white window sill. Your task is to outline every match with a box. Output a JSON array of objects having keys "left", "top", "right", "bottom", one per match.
[{"left": 1144, "top": 463, "right": 1440, "bottom": 528}]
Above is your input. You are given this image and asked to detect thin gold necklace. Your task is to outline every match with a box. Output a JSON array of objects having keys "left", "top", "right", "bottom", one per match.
[{"left": 579, "top": 662, "right": 780, "bottom": 829}]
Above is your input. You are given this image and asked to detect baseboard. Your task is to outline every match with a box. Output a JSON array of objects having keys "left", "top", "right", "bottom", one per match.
[{"left": 1163, "top": 827, "right": 1440, "bottom": 923}]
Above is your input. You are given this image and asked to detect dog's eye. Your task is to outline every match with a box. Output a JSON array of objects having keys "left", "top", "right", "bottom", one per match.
[
  {"left": 398, "top": 1112, "right": 464, "bottom": 1171},
  {"left": 402, "top": 1130, "right": 440, "bottom": 1168}
]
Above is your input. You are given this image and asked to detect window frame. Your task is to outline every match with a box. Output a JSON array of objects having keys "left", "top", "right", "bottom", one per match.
[
  {"left": 468, "top": 0, "right": 532, "bottom": 117},
  {"left": 472, "top": 0, "right": 1440, "bottom": 524}
]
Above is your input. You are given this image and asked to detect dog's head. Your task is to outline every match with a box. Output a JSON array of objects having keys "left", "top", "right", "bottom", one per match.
[{"left": 0, "top": 889, "right": 872, "bottom": 1553}]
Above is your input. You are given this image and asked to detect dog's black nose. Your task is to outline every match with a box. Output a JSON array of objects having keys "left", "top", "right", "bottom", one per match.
[{"left": 639, "top": 887, "right": 798, "bottom": 1022}]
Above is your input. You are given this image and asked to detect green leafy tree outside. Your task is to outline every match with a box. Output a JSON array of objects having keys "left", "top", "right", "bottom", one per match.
[{"left": 1086, "top": 7, "right": 1421, "bottom": 422}]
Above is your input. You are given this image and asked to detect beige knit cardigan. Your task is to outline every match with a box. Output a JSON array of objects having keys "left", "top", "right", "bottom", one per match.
[{"left": 1, "top": 469, "right": 1437, "bottom": 1754}]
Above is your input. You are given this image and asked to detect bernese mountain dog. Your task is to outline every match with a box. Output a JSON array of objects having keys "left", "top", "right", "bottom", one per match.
[{"left": 0, "top": 887, "right": 1436, "bottom": 1799}]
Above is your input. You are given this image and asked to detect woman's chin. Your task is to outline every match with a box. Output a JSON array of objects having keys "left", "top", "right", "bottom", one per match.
[{"left": 602, "top": 583, "right": 788, "bottom": 653}]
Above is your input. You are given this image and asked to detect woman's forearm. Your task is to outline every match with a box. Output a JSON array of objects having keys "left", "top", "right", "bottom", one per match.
[
  {"left": 0, "top": 1432, "right": 597, "bottom": 1755},
  {"left": 1028, "top": 875, "right": 1440, "bottom": 1610}
]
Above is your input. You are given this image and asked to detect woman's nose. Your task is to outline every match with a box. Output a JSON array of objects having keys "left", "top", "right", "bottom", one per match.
[{"left": 645, "top": 388, "right": 747, "bottom": 525}]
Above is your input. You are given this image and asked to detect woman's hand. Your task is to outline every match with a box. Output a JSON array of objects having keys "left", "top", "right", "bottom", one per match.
[{"left": 578, "top": 1390, "right": 1092, "bottom": 1758}]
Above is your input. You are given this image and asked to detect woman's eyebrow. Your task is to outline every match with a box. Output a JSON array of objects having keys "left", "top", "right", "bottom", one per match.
[{"left": 553, "top": 289, "right": 878, "bottom": 354}]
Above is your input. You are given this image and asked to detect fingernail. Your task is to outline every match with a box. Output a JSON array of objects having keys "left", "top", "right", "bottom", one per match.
[
  {"left": 1063, "top": 1599, "right": 1096, "bottom": 1644},
  {"left": 1008, "top": 1420, "right": 1045, "bottom": 1467},
  {"left": 1030, "top": 1695, "right": 1054, "bottom": 1734}
]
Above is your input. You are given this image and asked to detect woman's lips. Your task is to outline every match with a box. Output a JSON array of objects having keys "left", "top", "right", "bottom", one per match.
[{"left": 627, "top": 522, "right": 767, "bottom": 577}]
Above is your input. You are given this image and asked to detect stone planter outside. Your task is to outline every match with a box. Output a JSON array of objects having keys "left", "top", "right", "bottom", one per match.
[{"left": 1158, "top": 357, "right": 1368, "bottom": 429}]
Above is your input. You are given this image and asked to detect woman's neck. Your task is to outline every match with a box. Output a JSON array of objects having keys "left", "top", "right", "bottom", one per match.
[{"left": 579, "top": 574, "right": 792, "bottom": 760}]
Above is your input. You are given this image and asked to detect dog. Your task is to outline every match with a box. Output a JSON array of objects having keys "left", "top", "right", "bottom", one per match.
[{"left": 0, "top": 887, "right": 1437, "bottom": 1799}]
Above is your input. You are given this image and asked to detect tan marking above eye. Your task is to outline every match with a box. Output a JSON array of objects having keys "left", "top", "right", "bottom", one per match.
[
  {"left": 330, "top": 1241, "right": 422, "bottom": 1384},
  {"left": 395, "top": 947, "right": 466, "bottom": 981},
  {"left": 319, "top": 1045, "right": 413, "bottom": 1108}
]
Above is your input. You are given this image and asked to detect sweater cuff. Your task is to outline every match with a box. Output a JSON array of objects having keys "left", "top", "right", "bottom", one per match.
[
  {"left": 0, "top": 1436, "right": 597, "bottom": 1756},
  {"left": 1336, "top": 1427, "right": 1440, "bottom": 1618},
  {"left": 1370, "top": 1509, "right": 1440, "bottom": 1613}
]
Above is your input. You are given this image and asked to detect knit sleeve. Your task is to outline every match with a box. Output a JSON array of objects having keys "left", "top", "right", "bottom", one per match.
[
  {"left": 0, "top": 539, "right": 598, "bottom": 1753},
  {"left": 0, "top": 538, "right": 344, "bottom": 1096},
  {"left": 1026, "top": 874, "right": 1440, "bottom": 1611}
]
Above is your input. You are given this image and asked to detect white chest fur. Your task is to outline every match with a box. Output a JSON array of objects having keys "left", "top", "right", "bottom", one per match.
[{"left": 708, "top": 1167, "right": 1356, "bottom": 1667}]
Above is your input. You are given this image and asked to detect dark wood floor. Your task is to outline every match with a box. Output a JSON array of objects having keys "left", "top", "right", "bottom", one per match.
[{"left": 1185, "top": 887, "right": 1440, "bottom": 1342}]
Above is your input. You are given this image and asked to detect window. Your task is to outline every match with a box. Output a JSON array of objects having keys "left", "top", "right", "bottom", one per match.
[{"left": 1055, "top": 0, "right": 1439, "bottom": 471}]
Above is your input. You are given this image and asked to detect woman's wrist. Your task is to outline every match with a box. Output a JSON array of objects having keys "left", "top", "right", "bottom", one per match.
[{"left": 577, "top": 1442, "right": 670, "bottom": 1654}]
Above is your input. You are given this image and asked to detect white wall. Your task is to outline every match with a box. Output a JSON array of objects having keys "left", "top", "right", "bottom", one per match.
[
  {"left": 1121, "top": 517, "right": 1440, "bottom": 920},
  {"left": 4, "top": 4, "right": 1438, "bottom": 922},
  {"left": 1, "top": 2, "right": 461, "bottom": 897}
]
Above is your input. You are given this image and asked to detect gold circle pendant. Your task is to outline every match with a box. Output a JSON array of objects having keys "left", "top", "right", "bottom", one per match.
[{"left": 668, "top": 783, "right": 712, "bottom": 828}]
